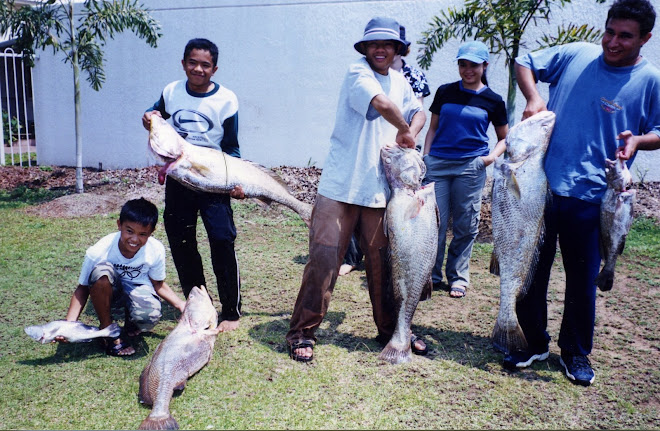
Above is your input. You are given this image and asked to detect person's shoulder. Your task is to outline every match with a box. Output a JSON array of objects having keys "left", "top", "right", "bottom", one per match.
[
  {"left": 85, "top": 231, "right": 118, "bottom": 255},
  {"left": 145, "top": 236, "right": 165, "bottom": 253},
  {"left": 481, "top": 86, "right": 504, "bottom": 102}
]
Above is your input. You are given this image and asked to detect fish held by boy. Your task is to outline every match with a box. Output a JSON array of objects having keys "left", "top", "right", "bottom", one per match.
[
  {"left": 148, "top": 115, "right": 312, "bottom": 226},
  {"left": 24, "top": 321, "right": 121, "bottom": 344},
  {"left": 489, "top": 111, "right": 556, "bottom": 354},
  {"left": 138, "top": 285, "right": 221, "bottom": 430},
  {"left": 378, "top": 144, "right": 438, "bottom": 364},
  {"left": 594, "top": 156, "right": 636, "bottom": 292}
]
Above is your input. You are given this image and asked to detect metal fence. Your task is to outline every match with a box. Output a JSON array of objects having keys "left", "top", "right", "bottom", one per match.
[{"left": 1, "top": 46, "right": 35, "bottom": 167}]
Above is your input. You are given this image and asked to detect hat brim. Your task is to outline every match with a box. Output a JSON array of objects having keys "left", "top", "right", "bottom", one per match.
[
  {"left": 354, "top": 34, "right": 405, "bottom": 55},
  {"left": 456, "top": 54, "right": 488, "bottom": 64}
]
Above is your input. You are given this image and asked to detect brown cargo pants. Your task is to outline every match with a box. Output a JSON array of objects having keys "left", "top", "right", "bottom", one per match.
[{"left": 286, "top": 195, "right": 395, "bottom": 346}]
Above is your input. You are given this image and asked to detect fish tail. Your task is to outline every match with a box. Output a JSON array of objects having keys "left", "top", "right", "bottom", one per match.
[
  {"left": 138, "top": 414, "right": 179, "bottom": 430},
  {"left": 594, "top": 268, "right": 614, "bottom": 292},
  {"left": 491, "top": 318, "right": 528, "bottom": 354},
  {"left": 378, "top": 342, "right": 412, "bottom": 365},
  {"left": 489, "top": 252, "right": 500, "bottom": 276}
]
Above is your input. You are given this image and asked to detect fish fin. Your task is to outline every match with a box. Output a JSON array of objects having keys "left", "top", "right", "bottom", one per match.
[
  {"left": 419, "top": 278, "right": 432, "bottom": 302},
  {"left": 404, "top": 197, "right": 424, "bottom": 219},
  {"left": 491, "top": 318, "right": 528, "bottom": 354},
  {"left": 508, "top": 172, "right": 521, "bottom": 200},
  {"left": 489, "top": 252, "right": 500, "bottom": 276},
  {"left": 616, "top": 238, "right": 626, "bottom": 255},
  {"left": 594, "top": 269, "right": 614, "bottom": 292},
  {"left": 518, "top": 200, "right": 548, "bottom": 299},
  {"left": 138, "top": 414, "right": 179, "bottom": 430},
  {"left": 250, "top": 162, "right": 292, "bottom": 190},
  {"left": 378, "top": 342, "right": 412, "bottom": 365}
]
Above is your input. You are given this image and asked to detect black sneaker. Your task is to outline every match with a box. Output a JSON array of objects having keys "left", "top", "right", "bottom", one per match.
[
  {"left": 560, "top": 353, "right": 595, "bottom": 386},
  {"left": 503, "top": 349, "right": 549, "bottom": 370}
]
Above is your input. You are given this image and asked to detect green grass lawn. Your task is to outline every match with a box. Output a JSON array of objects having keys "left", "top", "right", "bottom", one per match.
[{"left": 0, "top": 195, "right": 658, "bottom": 430}]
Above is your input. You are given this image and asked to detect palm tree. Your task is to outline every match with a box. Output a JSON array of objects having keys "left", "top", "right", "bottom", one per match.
[
  {"left": 417, "top": 0, "right": 605, "bottom": 124},
  {"left": 0, "top": 0, "right": 161, "bottom": 192}
]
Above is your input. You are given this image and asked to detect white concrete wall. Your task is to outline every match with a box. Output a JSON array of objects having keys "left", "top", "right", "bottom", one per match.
[{"left": 32, "top": 0, "right": 660, "bottom": 180}]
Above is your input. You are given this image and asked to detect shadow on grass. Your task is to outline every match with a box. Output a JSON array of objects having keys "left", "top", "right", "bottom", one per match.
[{"left": 246, "top": 310, "right": 557, "bottom": 381}]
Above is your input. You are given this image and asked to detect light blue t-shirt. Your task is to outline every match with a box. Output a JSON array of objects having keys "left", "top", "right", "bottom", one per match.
[
  {"left": 318, "top": 57, "right": 422, "bottom": 207},
  {"left": 516, "top": 42, "right": 660, "bottom": 203}
]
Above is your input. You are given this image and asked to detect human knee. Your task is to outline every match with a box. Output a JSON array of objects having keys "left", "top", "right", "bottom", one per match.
[{"left": 126, "top": 288, "right": 162, "bottom": 331}]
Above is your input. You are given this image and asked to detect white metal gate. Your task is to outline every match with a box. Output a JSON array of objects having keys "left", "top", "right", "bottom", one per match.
[{"left": 1, "top": 46, "right": 35, "bottom": 167}]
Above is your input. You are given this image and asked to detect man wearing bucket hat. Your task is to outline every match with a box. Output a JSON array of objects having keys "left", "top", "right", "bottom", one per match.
[{"left": 286, "top": 17, "right": 426, "bottom": 362}]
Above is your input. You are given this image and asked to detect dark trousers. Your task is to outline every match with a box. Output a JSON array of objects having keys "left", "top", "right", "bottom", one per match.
[
  {"left": 164, "top": 178, "right": 241, "bottom": 321},
  {"left": 517, "top": 194, "right": 601, "bottom": 356},
  {"left": 286, "top": 195, "right": 395, "bottom": 345},
  {"left": 343, "top": 234, "right": 364, "bottom": 267}
]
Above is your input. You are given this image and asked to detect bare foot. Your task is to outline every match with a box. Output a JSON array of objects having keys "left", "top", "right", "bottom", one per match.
[
  {"left": 338, "top": 264, "right": 355, "bottom": 276},
  {"left": 293, "top": 346, "right": 313, "bottom": 360},
  {"left": 106, "top": 338, "right": 135, "bottom": 356},
  {"left": 218, "top": 319, "right": 239, "bottom": 332}
]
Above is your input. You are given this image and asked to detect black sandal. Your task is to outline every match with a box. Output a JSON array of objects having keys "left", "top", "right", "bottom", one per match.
[
  {"left": 288, "top": 340, "right": 314, "bottom": 362},
  {"left": 411, "top": 334, "right": 428, "bottom": 356}
]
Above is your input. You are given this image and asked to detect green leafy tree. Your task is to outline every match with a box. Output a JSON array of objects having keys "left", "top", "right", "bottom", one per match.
[
  {"left": 418, "top": 0, "right": 605, "bottom": 124},
  {"left": 0, "top": 0, "right": 161, "bottom": 192}
]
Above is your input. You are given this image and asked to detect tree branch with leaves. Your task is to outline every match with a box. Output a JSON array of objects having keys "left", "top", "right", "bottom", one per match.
[
  {"left": 417, "top": 0, "right": 605, "bottom": 124},
  {"left": 0, "top": 0, "right": 161, "bottom": 192}
]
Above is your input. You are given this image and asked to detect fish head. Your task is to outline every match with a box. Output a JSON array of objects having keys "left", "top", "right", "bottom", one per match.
[
  {"left": 380, "top": 144, "right": 426, "bottom": 190},
  {"left": 505, "top": 111, "right": 556, "bottom": 162},
  {"left": 24, "top": 326, "right": 46, "bottom": 343},
  {"left": 182, "top": 285, "right": 218, "bottom": 332},
  {"left": 149, "top": 116, "right": 188, "bottom": 184},
  {"left": 604, "top": 157, "right": 632, "bottom": 191}
]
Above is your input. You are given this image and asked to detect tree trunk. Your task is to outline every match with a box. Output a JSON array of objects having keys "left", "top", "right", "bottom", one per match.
[{"left": 70, "top": 1, "right": 84, "bottom": 193}]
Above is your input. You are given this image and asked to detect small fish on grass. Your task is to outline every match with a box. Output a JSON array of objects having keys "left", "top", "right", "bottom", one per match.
[
  {"left": 490, "top": 111, "right": 556, "bottom": 354},
  {"left": 24, "top": 321, "right": 121, "bottom": 344},
  {"left": 595, "top": 156, "right": 636, "bottom": 292},
  {"left": 378, "top": 144, "right": 438, "bottom": 365},
  {"left": 148, "top": 115, "right": 312, "bottom": 226},
  {"left": 138, "top": 285, "right": 222, "bottom": 430}
]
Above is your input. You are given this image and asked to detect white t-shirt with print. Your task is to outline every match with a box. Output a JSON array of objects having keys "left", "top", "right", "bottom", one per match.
[{"left": 78, "top": 232, "right": 166, "bottom": 287}]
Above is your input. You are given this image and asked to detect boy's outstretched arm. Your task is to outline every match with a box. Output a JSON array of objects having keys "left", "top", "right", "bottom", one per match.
[
  {"left": 65, "top": 285, "right": 90, "bottom": 321},
  {"left": 151, "top": 279, "right": 186, "bottom": 313},
  {"left": 54, "top": 285, "right": 90, "bottom": 343}
]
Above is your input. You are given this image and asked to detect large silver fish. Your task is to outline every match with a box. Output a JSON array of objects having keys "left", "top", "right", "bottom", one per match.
[
  {"left": 378, "top": 144, "right": 438, "bottom": 364},
  {"left": 148, "top": 115, "right": 312, "bottom": 226},
  {"left": 138, "top": 285, "right": 221, "bottom": 430},
  {"left": 490, "top": 111, "right": 556, "bottom": 354},
  {"left": 24, "top": 321, "right": 121, "bottom": 344},
  {"left": 594, "top": 157, "right": 636, "bottom": 292}
]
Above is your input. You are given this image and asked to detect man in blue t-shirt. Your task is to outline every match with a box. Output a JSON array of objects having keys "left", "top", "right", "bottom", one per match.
[{"left": 507, "top": 0, "right": 660, "bottom": 386}]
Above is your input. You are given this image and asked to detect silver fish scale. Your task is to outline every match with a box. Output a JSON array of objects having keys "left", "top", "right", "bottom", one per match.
[
  {"left": 595, "top": 158, "right": 636, "bottom": 292},
  {"left": 379, "top": 144, "right": 438, "bottom": 364},
  {"left": 490, "top": 111, "right": 555, "bottom": 354}
]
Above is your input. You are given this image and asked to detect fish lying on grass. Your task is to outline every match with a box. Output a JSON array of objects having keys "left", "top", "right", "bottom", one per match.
[
  {"left": 24, "top": 321, "right": 121, "bottom": 344},
  {"left": 490, "top": 111, "right": 556, "bottom": 354},
  {"left": 594, "top": 156, "right": 636, "bottom": 292},
  {"left": 138, "top": 285, "right": 221, "bottom": 430},
  {"left": 148, "top": 115, "right": 312, "bottom": 226},
  {"left": 378, "top": 144, "right": 438, "bottom": 365}
]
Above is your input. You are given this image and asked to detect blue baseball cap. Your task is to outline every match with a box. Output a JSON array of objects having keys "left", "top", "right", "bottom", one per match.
[{"left": 456, "top": 41, "right": 489, "bottom": 63}]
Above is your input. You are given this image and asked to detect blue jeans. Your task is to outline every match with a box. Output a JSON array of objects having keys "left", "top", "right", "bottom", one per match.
[
  {"left": 423, "top": 155, "right": 486, "bottom": 287},
  {"left": 516, "top": 194, "right": 601, "bottom": 356}
]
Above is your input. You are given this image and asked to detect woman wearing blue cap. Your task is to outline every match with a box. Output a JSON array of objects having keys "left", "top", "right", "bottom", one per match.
[{"left": 422, "top": 40, "right": 509, "bottom": 298}]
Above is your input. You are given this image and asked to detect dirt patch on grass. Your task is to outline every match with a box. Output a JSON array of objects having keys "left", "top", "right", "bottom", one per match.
[{"left": 3, "top": 165, "right": 659, "bottom": 230}]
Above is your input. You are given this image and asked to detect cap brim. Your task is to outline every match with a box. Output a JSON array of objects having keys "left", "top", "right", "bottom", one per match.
[{"left": 456, "top": 54, "right": 487, "bottom": 63}]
